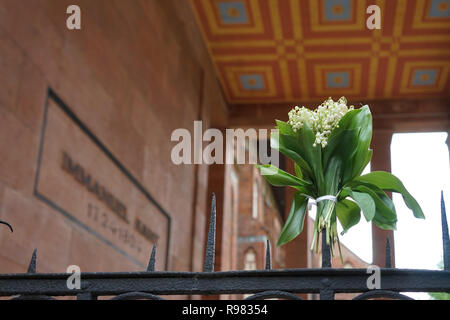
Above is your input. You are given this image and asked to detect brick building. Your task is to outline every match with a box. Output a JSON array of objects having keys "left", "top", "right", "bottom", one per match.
[{"left": 0, "top": 0, "right": 448, "bottom": 300}]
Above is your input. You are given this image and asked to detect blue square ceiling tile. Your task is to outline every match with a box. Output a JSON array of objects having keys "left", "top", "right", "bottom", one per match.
[
  {"left": 324, "top": 0, "right": 352, "bottom": 21},
  {"left": 240, "top": 74, "right": 264, "bottom": 90},
  {"left": 217, "top": 2, "right": 249, "bottom": 24},
  {"left": 412, "top": 69, "right": 438, "bottom": 86},
  {"left": 326, "top": 71, "right": 350, "bottom": 88},
  {"left": 428, "top": 0, "right": 450, "bottom": 18}
]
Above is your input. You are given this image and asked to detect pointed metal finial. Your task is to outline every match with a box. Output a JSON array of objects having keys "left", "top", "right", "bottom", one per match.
[
  {"left": 27, "top": 249, "right": 37, "bottom": 273},
  {"left": 0, "top": 220, "right": 13, "bottom": 232},
  {"left": 147, "top": 244, "right": 157, "bottom": 272},
  {"left": 203, "top": 193, "right": 216, "bottom": 272},
  {"left": 385, "top": 237, "right": 392, "bottom": 268},
  {"left": 321, "top": 231, "right": 331, "bottom": 268},
  {"left": 441, "top": 191, "right": 449, "bottom": 271},
  {"left": 265, "top": 239, "right": 271, "bottom": 270}
]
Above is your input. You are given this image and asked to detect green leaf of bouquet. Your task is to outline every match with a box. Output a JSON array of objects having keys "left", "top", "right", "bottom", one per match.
[
  {"left": 357, "top": 149, "right": 373, "bottom": 177},
  {"left": 324, "top": 156, "right": 341, "bottom": 195},
  {"left": 373, "top": 212, "right": 397, "bottom": 230},
  {"left": 275, "top": 120, "right": 295, "bottom": 136},
  {"left": 342, "top": 187, "right": 376, "bottom": 221},
  {"left": 271, "top": 131, "right": 313, "bottom": 179},
  {"left": 294, "top": 163, "right": 303, "bottom": 179},
  {"left": 329, "top": 108, "right": 361, "bottom": 133},
  {"left": 324, "top": 107, "right": 362, "bottom": 148},
  {"left": 352, "top": 184, "right": 397, "bottom": 222},
  {"left": 325, "top": 106, "right": 372, "bottom": 184},
  {"left": 343, "top": 181, "right": 397, "bottom": 229},
  {"left": 323, "top": 129, "right": 360, "bottom": 191},
  {"left": 348, "top": 106, "right": 373, "bottom": 181},
  {"left": 256, "top": 164, "right": 312, "bottom": 188},
  {"left": 323, "top": 129, "right": 359, "bottom": 169},
  {"left": 277, "top": 193, "right": 308, "bottom": 246},
  {"left": 336, "top": 199, "right": 361, "bottom": 235},
  {"left": 352, "top": 171, "right": 425, "bottom": 219},
  {"left": 271, "top": 130, "right": 313, "bottom": 176},
  {"left": 297, "top": 123, "right": 324, "bottom": 193}
]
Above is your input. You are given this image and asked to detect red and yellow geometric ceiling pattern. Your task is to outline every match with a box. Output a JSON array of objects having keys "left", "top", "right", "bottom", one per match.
[{"left": 191, "top": 0, "right": 450, "bottom": 104}]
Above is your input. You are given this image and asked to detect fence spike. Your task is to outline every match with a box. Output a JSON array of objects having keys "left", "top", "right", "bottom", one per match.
[
  {"left": 441, "top": 191, "right": 449, "bottom": 271},
  {"left": 321, "top": 231, "right": 331, "bottom": 268},
  {"left": 147, "top": 244, "right": 157, "bottom": 272},
  {"left": 265, "top": 239, "right": 271, "bottom": 270},
  {"left": 0, "top": 220, "right": 13, "bottom": 232},
  {"left": 203, "top": 193, "right": 216, "bottom": 272},
  {"left": 385, "top": 237, "right": 392, "bottom": 268},
  {"left": 27, "top": 249, "right": 37, "bottom": 274}
]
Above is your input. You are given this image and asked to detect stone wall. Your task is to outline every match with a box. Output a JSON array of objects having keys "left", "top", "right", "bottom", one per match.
[{"left": 0, "top": 0, "right": 227, "bottom": 274}]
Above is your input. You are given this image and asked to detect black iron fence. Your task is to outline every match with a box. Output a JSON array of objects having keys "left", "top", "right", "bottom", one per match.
[{"left": 0, "top": 193, "right": 449, "bottom": 300}]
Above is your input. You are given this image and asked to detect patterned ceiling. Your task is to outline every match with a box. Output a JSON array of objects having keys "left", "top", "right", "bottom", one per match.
[{"left": 191, "top": 0, "right": 450, "bottom": 104}]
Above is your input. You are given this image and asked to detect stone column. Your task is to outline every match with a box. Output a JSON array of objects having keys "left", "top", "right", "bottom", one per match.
[{"left": 371, "top": 129, "right": 395, "bottom": 267}]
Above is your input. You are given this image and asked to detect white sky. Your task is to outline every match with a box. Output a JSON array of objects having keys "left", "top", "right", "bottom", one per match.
[
  {"left": 391, "top": 132, "right": 449, "bottom": 300},
  {"left": 391, "top": 132, "right": 449, "bottom": 271}
]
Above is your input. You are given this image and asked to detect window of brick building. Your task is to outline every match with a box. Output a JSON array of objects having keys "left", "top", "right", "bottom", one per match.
[
  {"left": 252, "top": 180, "right": 258, "bottom": 219},
  {"left": 244, "top": 249, "right": 257, "bottom": 270}
]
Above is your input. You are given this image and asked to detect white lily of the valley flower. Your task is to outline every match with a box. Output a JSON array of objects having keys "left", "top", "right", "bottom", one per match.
[{"left": 287, "top": 97, "right": 354, "bottom": 148}]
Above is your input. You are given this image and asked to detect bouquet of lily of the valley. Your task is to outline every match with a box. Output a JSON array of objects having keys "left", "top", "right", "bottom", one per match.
[{"left": 257, "top": 97, "right": 424, "bottom": 258}]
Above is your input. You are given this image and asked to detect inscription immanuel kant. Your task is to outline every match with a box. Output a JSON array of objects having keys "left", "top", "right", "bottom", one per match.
[
  {"left": 61, "top": 151, "right": 159, "bottom": 244},
  {"left": 61, "top": 152, "right": 129, "bottom": 224},
  {"left": 135, "top": 218, "right": 159, "bottom": 243},
  {"left": 34, "top": 89, "right": 170, "bottom": 269}
]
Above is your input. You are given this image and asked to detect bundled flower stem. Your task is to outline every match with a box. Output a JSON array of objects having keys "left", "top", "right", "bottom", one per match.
[{"left": 257, "top": 97, "right": 425, "bottom": 260}]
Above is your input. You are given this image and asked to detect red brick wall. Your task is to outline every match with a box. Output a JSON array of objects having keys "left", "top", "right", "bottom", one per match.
[
  {"left": 0, "top": 0, "right": 227, "bottom": 274},
  {"left": 236, "top": 164, "right": 285, "bottom": 271}
]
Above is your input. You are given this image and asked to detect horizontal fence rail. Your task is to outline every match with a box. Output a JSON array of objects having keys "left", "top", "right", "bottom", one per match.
[{"left": 0, "top": 193, "right": 449, "bottom": 300}]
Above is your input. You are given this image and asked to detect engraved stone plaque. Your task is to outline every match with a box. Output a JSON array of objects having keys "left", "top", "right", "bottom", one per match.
[{"left": 34, "top": 89, "right": 170, "bottom": 269}]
